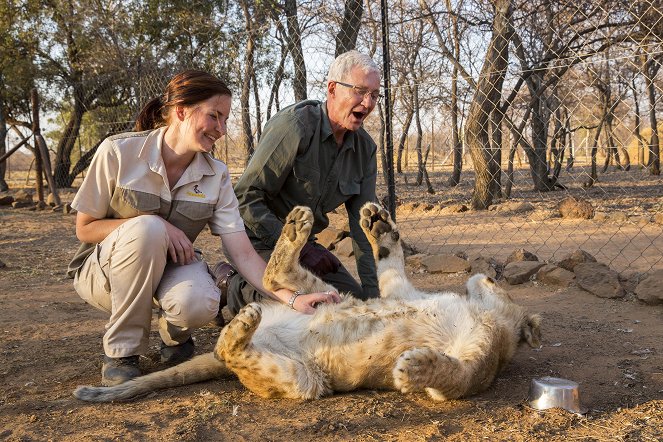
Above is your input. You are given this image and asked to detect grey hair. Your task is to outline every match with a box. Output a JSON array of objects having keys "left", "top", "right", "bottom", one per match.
[{"left": 327, "top": 50, "right": 380, "bottom": 83}]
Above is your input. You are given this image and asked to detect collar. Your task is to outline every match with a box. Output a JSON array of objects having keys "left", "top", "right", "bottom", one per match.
[
  {"left": 322, "top": 101, "right": 356, "bottom": 152},
  {"left": 137, "top": 126, "right": 216, "bottom": 188}
]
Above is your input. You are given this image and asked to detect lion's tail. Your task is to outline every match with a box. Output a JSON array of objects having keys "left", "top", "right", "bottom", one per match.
[{"left": 73, "top": 352, "right": 231, "bottom": 402}]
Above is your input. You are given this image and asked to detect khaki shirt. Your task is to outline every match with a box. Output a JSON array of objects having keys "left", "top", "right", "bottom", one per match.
[
  {"left": 234, "top": 100, "right": 379, "bottom": 296},
  {"left": 67, "top": 127, "right": 244, "bottom": 277}
]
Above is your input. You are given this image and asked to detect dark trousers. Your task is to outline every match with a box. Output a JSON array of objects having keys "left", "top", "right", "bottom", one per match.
[{"left": 225, "top": 242, "right": 365, "bottom": 316}]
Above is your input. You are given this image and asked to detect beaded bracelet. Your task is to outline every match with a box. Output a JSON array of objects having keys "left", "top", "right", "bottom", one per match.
[{"left": 287, "top": 290, "right": 303, "bottom": 309}]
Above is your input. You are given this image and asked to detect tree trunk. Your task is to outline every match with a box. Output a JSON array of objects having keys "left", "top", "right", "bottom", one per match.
[
  {"left": 565, "top": 115, "right": 574, "bottom": 171},
  {"left": 54, "top": 85, "right": 86, "bottom": 188},
  {"left": 505, "top": 138, "right": 516, "bottom": 198},
  {"left": 522, "top": 72, "right": 556, "bottom": 191},
  {"left": 446, "top": 0, "right": 462, "bottom": 187},
  {"left": 0, "top": 83, "right": 7, "bottom": 191},
  {"left": 377, "top": 102, "right": 388, "bottom": 185},
  {"left": 584, "top": 117, "right": 606, "bottom": 187},
  {"left": 414, "top": 84, "right": 424, "bottom": 185},
  {"left": 489, "top": 104, "right": 503, "bottom": 200},
  {"left": 631, "top": 78, "right": 646, "bottom": 167},
  {"left": 252, "top": 69, "right": 262, "bottom": 140},
  {"left": 284, "top": 0, "right": 307, "bottom": 101},
  {"left": 644, "top": 56, "right": 660, "bottom": 175},
  {"left": 335, "top": 0, "right": 363, "bottom": 56},
  {"left": 465, "top": 0, "right": 511, "bottom": 210},
  {"left": 267, "top": 42, "right": 287, "bottom": 121},
  {"left": 396, "top": 108, "right": 414, "bottom": 174},
  {"left": 240, "top": 0, "right": 256, "bottom": 164}
]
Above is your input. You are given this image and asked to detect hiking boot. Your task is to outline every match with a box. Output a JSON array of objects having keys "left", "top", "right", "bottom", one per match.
[
  {"left": 101, "top": 355, "right": 141, "bottom": 387},
  {"left": 211, "top": 262, "right": 237, "bottom": 327},
  {"left": 160, "top": 336, "right": 195, "bottom": 364}
]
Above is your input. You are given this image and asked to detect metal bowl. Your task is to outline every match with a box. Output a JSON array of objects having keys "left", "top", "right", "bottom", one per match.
[{"left": 528, "top": 377, "right": 585, "bottom": 414}]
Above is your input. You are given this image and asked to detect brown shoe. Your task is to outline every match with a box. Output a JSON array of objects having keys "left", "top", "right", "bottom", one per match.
[{"left": 211, "top": 262, "right": 237, "bottom": 327}]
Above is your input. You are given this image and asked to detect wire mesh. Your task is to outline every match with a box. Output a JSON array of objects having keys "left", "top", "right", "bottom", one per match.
[{"left": 5, "top": 0, "right": 662, "bottom": 276}]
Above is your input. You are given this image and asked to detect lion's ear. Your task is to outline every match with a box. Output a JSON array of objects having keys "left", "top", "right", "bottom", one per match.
[{"left": 521, "top": 314, "right": 542, "bottom": 348}]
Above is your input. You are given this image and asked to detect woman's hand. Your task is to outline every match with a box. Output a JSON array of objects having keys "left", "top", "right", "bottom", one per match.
[
  {"left": 161, "top": 219, "right": 196, "bottom": 265},
  {"left": 275, "top": 288, "right": 341, "bottom": 314}
]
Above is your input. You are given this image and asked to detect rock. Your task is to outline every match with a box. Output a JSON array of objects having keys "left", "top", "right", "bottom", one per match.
[
  {"left": 593, "top": 212, "right": 609, "bottom": 222},
  {"left": 654, "top": 213, "right": 663, "bottom": 225},
  {"left": 536, "top": 264, "right": 575, "bottom": 287},
  {"left": 608, "top": 211, "right": 628, "bottom": 224},
  {"left": 469, "top": 256, "right": 497, "bottom": 279},
  {"left": 46, "top": 193, "right": 57, "bottom": 206},
  {"left": 634, "top": 270, "right": 663, "bottom": 305},
  {"left": 333, "top": 237, "right": 354, "bottom": 257},
  {"left": 317, "top": 227, "right": 346, "bottom": 250},
  {"left": 619, "top": 271, "right": 645, "bottom": 294},
  {"left": 503, "top": 261, "right": 546, "bottom": 285},
  {"left": 421, "top": 254, "right": 470, "bottom": 274},
  {"left": 558, "top": 196, "right": 594, "bottom": 219},
  {"left": 453, "top": 251, "right": 468, "bottom": 260},
  {"left": 557, "top": 249, "right": 597, "bottom": 272},
  {"left": 0, "top": 195, "right": 14, "bottom": 206},
  {"left": 529, "top": 209, "right": 558, "bottom": 221},
  {"left": 13, "top": 190, "right": 33, "bottom": 203},
  {"left": 630, "top": 215, "right": 651, "bottom": 227},
  {"left": 402, "top": 240, "right": 419, "bottom": 257},
  {"left": 12, "top": 201, "right": 34, "bottom": 209},
  {"left": 495, "top": 201, "right": 535, "bottom": 214},
  {"left": 505, "top": 249, "right": 539, "bottom": 265},
  {"left": 405, "top": 253, "right": 426, "bottom": 269},
  {"left": 574, "top": 262, "right": 625, "bottom": 298},
  {"left": 439, "top": 204, "right": 468, "bottom": 214}
]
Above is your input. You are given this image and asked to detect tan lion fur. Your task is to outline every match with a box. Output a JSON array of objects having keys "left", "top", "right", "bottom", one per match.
[{"left": 74, "top": 203, "right": 541, "bottom": 402}]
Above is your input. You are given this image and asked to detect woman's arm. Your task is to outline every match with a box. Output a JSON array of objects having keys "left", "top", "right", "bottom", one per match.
[
  {"left": 75, "top": 212, "right": 129, "bottom": 244},
  {"left": 75, "top": 212, "right": 196, "bottom": 265},
  {"left": 221, "top": 231, "right": 340, "bottom": 314}
]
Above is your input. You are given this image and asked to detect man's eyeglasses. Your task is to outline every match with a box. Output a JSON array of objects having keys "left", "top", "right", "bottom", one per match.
[{"left": 333, "top": 81, "right": 383, "bottom": 102}]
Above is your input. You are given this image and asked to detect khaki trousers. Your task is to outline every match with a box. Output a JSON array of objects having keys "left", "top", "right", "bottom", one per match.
[{"left": 73, "top": 215, "right": 220, "bottom": 358}]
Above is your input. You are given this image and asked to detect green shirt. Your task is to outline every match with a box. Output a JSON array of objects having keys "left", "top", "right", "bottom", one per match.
[{"left": 234, "top": 100, "right": 379, "bottom": 297}]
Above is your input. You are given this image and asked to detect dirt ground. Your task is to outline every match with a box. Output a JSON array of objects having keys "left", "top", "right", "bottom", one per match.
[{"left": 1, "top": 179, "right": 662, "bottom": 441}]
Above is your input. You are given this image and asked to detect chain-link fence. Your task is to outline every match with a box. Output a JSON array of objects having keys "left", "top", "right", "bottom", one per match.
[{"left": 3, "top": 0, "right": 662, "bottom": 276}]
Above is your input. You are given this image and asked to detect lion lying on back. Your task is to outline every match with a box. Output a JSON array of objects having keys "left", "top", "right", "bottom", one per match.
[{"left": 74, "top": 202, "right": 541, "bottom": 402}]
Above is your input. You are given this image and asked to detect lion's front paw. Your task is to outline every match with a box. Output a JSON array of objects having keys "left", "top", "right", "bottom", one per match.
[
  {"left": 393, "top": 347, "right": 441, "bottom": 393},
  {"left": 283, "top": 206, "right": 314, "bottom": 244}
]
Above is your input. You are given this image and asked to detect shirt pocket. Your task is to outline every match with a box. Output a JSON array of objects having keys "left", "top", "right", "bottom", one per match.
[
  {"left": 170, "top": 200, "right": 215, "bottom": 242},
  {"left": 111, "top": 188, "right": 161, "bottom": 218},
  {"left": 322, "top": 179, "right": 361, "bottom": 213},
  {"left": 287, "top": 160, "right": 320, "bottom": 205},
  {"left": 339, "top": 179, "right": 360, "bottom": 196}
]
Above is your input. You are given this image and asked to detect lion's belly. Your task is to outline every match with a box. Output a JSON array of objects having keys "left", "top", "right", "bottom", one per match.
[{"left": 303, "top": 300, "right": 475, "bottom": 391}]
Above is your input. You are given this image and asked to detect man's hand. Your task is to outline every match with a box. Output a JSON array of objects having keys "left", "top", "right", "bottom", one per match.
[
  {"left": 161, "top": 219, "right": 196, "bottom": 265},
  {"left": 299, "top": 243, "right": 342, "bottom": 277}
]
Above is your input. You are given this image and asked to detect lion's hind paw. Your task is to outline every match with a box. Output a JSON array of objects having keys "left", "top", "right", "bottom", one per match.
[
  {"left": 222, "top": 303, "right": 262, "bottom": 354},
  {"left": 360, "top": 203, "right": 396, "bottom": 240}
]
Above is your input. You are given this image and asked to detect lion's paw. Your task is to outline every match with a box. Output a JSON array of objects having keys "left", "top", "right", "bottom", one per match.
[
  {"left": 221, "top": 303, "right": 262, "bottom": 355},
  {"left": 283, "top": 206, "right": 314, "bottom": 244},
  {"left": 393, "top": 347, "right": 442, "bottom": 393},
  {"left": 360, "top": 203, "right": 399, "bottom": 261}
]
